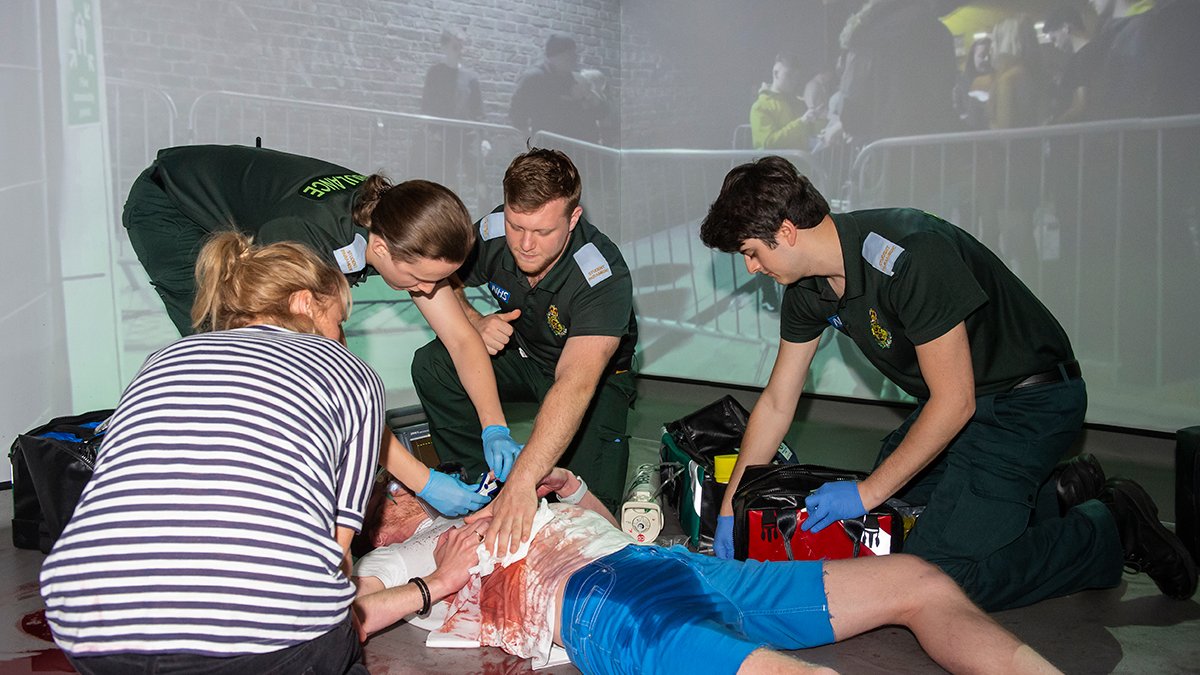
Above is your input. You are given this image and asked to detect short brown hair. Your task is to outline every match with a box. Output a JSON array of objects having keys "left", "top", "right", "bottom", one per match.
[
  {"left": 354, "top": 175, "right": 475, "bottom": 264},
  {"left": 191, "top": 232, "right": 350, "bottom": 334},
  {"left": 502, "top": 148, "right": 581, "bottom": 214}
]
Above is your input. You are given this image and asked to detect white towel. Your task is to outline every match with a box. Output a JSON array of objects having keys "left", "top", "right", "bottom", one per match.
[{"left": 469, "top": 499, "right": 556, "bottom": 576}]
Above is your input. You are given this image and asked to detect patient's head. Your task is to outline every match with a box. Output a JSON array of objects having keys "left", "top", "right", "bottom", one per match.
[{"left": 359, "top": 477, "right": 434, "bottom": 549}]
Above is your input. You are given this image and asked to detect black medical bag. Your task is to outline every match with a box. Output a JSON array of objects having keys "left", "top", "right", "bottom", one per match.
[
  {"left": 10, "top": 409, "right": 113, "bottom": 553},
  {"left": 660, "top": 395, "right": 796, "bottom": 550}
]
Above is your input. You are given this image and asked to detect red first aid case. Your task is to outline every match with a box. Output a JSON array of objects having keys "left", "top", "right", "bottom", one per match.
[{"left": 732, "top": 464, "right": 905, "bottom": 562}]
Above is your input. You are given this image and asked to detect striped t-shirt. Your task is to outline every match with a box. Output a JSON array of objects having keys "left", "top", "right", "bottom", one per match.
[{"left": 40, "top": 325, "right": 384, "bottom": 656}]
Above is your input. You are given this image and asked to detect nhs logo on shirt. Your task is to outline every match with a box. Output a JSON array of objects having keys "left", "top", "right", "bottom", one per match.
[
  {"left": 827, "top": 314, "right": 845, "bottom": 332},
  {"left": 488, "top": 282, "right": 511, "bottom": 303}
]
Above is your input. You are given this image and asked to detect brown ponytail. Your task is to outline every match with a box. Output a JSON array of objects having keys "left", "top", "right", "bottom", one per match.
[{"left": 352, "top": 174, "right": 392, "bottom": 231}]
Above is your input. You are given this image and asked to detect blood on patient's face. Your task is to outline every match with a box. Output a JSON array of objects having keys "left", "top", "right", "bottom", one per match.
[{"left": 362, "top": 480, "right": 433, "bottom": 548}]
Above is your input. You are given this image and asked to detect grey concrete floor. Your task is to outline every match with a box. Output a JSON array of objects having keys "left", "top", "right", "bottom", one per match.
[{"left": 3, "top": 378, "right": 1198, "bottom": 673}]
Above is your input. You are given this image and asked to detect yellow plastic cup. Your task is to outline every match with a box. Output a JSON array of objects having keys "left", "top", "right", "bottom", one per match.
[{"left": 712, "top": 453, "right": 739, "bottom": 484}]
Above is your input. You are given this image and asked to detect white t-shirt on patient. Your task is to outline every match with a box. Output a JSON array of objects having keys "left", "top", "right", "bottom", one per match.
[{"left": 353, "top": 500, "right": 633, "bottom": 667}]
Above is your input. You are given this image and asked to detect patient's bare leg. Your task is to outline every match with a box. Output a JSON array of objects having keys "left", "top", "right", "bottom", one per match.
[
  {"left": 822, "top": 555, "right": 1060, "bottom": 675},
  {"left": 738, "top": 648, "right": 838, "bottom": 674}
]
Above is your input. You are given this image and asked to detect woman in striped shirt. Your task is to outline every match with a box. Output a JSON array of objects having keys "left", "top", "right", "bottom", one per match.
[{"left": 40, "top": 233, "right": 480, "bottom": 674}]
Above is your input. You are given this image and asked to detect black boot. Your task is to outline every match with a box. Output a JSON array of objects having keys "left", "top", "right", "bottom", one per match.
[
  {"left": 1053, "top": 453, "right": 1106, "bottom": 514},
  {"left": 1101, "top": 478, "right": 1198, "bottom": 600}
]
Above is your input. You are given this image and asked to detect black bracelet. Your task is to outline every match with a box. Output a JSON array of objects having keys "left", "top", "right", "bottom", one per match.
[{"left": 409, "top": 576, "right": 431, "bottom": 617}]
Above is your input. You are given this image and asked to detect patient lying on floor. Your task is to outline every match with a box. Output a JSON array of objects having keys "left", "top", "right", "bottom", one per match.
[
  {"left": 353, "top": 469, "right": 623, "bottom": 667},
  {"left": 352, "top": 469, "right": 1061, "bottom": 675}
]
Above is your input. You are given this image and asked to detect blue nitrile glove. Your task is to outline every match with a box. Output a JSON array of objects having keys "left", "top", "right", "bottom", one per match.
[
  {"left": 714, "top": 514, "right": 735, "bottom": 560},
  {"left": 481, "top": 425, "right": 523, "bottom": 482},
  {"left": 417, "top": 470, "right": 492, "bottom": 517},
  {"left": 802, "top": 481, "right": 866, "bottom": 533}
]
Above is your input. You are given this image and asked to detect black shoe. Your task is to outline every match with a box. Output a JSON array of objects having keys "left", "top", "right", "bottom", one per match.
[
  {"left": 1101, "top": 478, "right": 1198, "bottom": 600},
  {"left": 1055, "top": 453, "right": 1106, "bottom": 514}
]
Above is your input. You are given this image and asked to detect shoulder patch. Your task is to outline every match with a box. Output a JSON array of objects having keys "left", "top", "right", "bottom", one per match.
[
  {"left": 862, "top": 231, "right": 905, "bottom": 277},
  {"left": 478, "top": 212, "right": 506, "bottom": 241},
  {"left": 332, "top": 233, "right": 368, "bottom": 274},
  {"left": 573, "top": 243, "right": 612, "bottom": 287}
]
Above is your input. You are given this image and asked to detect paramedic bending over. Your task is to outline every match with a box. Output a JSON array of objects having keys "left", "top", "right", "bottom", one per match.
[
  {"left": 124, "top": 144, "right": 519, "bottom": 516},
  {"left": 353, "top": 174, "right": 517, "bottom": 517},
  {"left": 41, "top": 233, "right": 387, "bottom": 674}
]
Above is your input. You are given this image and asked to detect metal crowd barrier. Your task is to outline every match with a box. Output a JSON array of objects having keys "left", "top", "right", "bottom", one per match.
[
  {"left": 106, "top": 79, "right": 178, "bottom": 241},
  {"left": 188, "top": 90, "right": 528, "bottom": 215},
  {"left": 105, "top": 79, "right": 179, "bottom": 316},
  {"left": 180, "top": 94, "right": 820, "bottom": 355},
  {"left": 110, "top": 88, "right": 1199, "bottom": 421},
  {"left": 185, "top": 91, "right": 532, "bottom": 339},
  {"left": 842, "top": 115, "right": 1200, "bottom": 396},
  {"left": 531, "top": 132, "right": 819, "bottom": 375}
]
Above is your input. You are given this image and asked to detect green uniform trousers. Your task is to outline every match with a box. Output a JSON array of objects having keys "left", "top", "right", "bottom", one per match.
[
  {"left": 412, "top": 338, "right": 635, "bottom": 512},
  {"left": 879, "top": 377, "right": 1124, "bottom": 611},
  {"left": 122, "top": 167, "right": 208, "bottom": 335}
]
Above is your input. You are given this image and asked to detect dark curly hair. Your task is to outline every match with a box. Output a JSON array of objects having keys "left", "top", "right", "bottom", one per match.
[{"left": 699, "top": 156, "right": 829, "bottom": 253}]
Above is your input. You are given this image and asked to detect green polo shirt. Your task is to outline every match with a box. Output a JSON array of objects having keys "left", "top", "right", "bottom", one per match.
[
  {"left": 458, "top": 207, "right": 638, "bottom": 372},
  {"left": 152, "top": 144, "right": 374, "bottom": 284},
  {"left": 780, "top": 209, "right": 1075, "bottom": 398}
]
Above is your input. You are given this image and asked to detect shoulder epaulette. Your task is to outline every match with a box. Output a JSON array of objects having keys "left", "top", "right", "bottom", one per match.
[
  {"left": 573, "top": 242, "right": 612, "bottom": 287},
  {"left": 478, "top": 212, "right": 506, "bottom": 241},
  {"left": 861, "top": 231, "right": 904, "bottom": 277}
]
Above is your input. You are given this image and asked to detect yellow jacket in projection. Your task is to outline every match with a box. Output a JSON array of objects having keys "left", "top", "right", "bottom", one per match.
[{"left": 749, "top": 87, "right": 818, "bottom": 151}]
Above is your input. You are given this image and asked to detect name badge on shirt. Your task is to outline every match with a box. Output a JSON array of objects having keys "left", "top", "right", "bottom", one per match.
[{"left": 332, "top": 233, "right": 368, "bottom": 274}]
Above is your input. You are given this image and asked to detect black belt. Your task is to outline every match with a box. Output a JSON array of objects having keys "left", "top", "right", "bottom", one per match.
[{"left": 1012, "top": 361, "right": 1082, "bottom": 390}]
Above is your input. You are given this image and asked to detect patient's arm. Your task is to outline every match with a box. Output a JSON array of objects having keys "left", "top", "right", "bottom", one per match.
[
  {"left": 538, "top": 467, "right": 619, "bottom": 527},
  {"left": 354, "top": 575, "right": 385, "bottom": 598},
  {"left": 354, "top": 520, "right": 487, "bottom": 638}
]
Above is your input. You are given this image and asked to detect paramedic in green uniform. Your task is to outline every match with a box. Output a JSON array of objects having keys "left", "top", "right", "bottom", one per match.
[
  {"left": 412, "top": 148, "right": 637, "bottom": 554},
  {"left": 124, "top": 144, "right": 380, "bottom": 335},
  {"left": 698, "top": 156, "right": 1196, "bottom": 609},
  {"left": 123, "top": 143, "right": 513, "bottom": 518}
]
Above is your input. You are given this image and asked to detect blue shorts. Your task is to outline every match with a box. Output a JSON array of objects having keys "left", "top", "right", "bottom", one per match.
[{"left": 559, "top": 545, "right": 834, "bottom": 675}]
